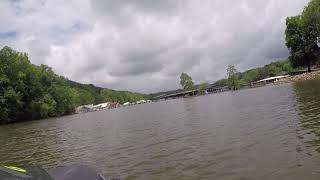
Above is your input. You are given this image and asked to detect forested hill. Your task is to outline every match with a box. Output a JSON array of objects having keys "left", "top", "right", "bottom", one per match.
[{"left": 0, "top": 46, "right": 145, "bottom": 124}]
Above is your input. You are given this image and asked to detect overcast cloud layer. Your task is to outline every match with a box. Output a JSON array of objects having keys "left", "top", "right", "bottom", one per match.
[{"left": 0, "top": 0, "right": 309, "bottom": 93}]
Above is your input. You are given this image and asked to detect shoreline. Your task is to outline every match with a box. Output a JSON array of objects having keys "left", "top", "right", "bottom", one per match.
[
  {"left": 2, "top": 71, "right": 320, "bottom": 126},
  {"left": 275, "top": 70, "right": 320, "bottom": 85}
]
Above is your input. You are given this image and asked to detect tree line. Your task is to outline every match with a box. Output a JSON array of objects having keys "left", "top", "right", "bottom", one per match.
[
  {"left": 148, "top": 58, "right": 298, "bottom": 99},
  {"left": 224, "top": 59, "right": 296, "bottom": 90},
  {"left": 0, "top": 46, "right": 145, "bottom": 124},
  {"left": 177, "top": 59, "right": 295, "bottom": 93}
]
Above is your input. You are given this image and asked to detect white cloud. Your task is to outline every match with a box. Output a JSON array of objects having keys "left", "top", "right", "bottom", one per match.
[{"left": 0, "top": 0, "right": 309, "bottom": 93}]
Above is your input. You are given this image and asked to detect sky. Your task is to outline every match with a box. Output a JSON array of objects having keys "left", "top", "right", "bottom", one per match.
[{"left": 0, "top": 0, "right": 309, "bottom": 93}]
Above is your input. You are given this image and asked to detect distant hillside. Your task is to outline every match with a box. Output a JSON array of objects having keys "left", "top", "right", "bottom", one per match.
[
  {"left": 217, "top": 59, "right": 295, "bottom": 86},
  {"left": 0, "top": 46, "right": 144, "bottom": 124},
  {"left": 148, "top": 59, "right": 295, "bottom": 99}
]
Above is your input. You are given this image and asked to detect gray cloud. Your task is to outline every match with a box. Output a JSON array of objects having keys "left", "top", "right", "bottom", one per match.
[
  {"left": 91, "top": 0, "right": 180, "bottom": 15},
  {"left": 0, "top": 0, "right": 310, "bottom": 93}
]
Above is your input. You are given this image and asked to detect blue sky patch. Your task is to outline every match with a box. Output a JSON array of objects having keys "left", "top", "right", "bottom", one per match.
[{"left": 0, "top": 31, "right": 17, "bottom": 40}]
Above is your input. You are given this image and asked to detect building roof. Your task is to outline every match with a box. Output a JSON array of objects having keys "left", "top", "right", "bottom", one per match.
[{"left": 257, "top": 75, "right": 289, "bottom": 82}]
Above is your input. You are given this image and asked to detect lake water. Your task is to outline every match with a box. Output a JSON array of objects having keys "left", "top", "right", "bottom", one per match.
[{"left": 1, "top": 80, "right": 320, "bottom": 180}]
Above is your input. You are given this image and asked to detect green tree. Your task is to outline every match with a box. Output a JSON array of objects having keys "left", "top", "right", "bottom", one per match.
[
  {"left": 266, "top": 64, "right": 282, "bottom": 77},
  {"left": 180, "top": 73, "right": 194, "bottom": 90},
  {"left": 198, "top": 82, "right": 208, "bottom": 95},
  {"left": 285, "top": 0, "right": 320, "bottom": 72},
  {"left": 241, "top": 69, "right": 259, "bottom": 83},
  {"left": 100, "top": 89, "right": 144, "bottom": 104},
  {"left": 227, "top": 65, "right": 240, "bottom": 90},
  {"left": 30, "top": 94, "right": 57, "bottom": 119},
  {"left": 282, "top": 61, "right": 294, "bottom": 73}
]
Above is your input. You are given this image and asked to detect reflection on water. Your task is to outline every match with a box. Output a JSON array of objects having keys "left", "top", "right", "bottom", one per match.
[
  {"left": 1, "top": 82, "right": 320, "bottom": 179},
  {"left": 294, "top": 79, "right": 320, "bottom": 152}
]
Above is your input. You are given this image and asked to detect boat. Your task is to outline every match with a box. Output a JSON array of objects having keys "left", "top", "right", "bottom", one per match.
[{"left": 0, "top": 165, "right": 118, "bottom": 180}]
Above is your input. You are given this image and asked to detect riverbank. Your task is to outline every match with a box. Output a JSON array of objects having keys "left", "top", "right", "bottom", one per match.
[{"left": 275, "top": 70, "right": 320, "bottom": 85}]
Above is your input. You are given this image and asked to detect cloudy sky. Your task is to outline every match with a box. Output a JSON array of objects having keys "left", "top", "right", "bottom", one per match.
[{"left": 0, "top": 0, "right": 309, "bottom": 93}]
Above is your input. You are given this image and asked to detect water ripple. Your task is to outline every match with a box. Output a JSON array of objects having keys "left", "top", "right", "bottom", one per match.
[{"left": 1, "top": 82, "right": 320, "bottom": 179}]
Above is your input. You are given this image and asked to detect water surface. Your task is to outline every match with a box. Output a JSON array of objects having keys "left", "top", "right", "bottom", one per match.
[{"left": 1, "top": 80, "right": 320, "bottom": 179}]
